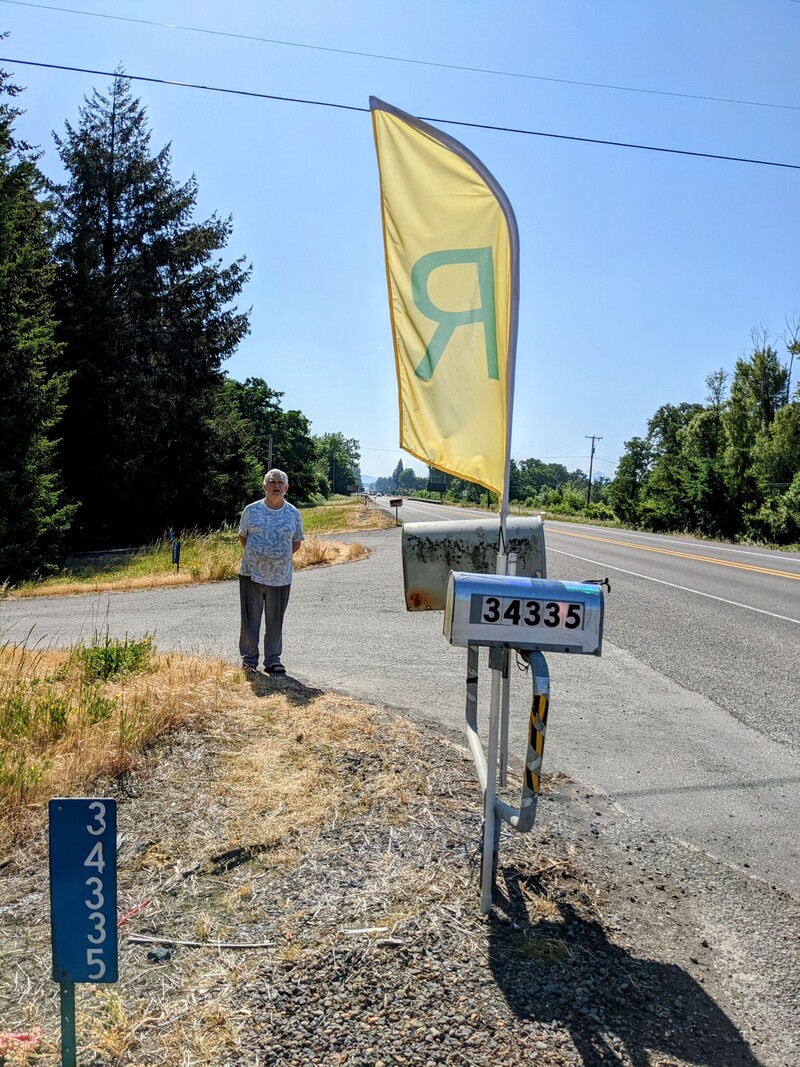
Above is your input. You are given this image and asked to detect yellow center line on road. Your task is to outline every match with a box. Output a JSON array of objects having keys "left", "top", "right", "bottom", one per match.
[{"left": 550, "top": 528, "right": 800, "bottom": 581}]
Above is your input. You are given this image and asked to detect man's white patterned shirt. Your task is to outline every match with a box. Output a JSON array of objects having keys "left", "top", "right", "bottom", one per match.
[{"left": 239, "top": 499, "right": 304, "bottom": 586}]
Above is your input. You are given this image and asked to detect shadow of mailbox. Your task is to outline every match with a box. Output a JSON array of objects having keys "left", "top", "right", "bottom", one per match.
[{"left": 401, "top": 516, "right": 546, "bottom": 611}]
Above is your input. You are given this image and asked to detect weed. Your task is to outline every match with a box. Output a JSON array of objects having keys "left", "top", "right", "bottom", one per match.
[
  {"left": 38, "top": 692, "right": 70, "bottom": 738},
  {"left": 89, "top": 989, "right": 134, "bottom": 1060},
  {"left": 82, "top": 687, "right": 117, "bottom": 725},
  {"left": 0, "top": 636, "right": 230, "bottom": 834},
  {"left": 75, "top": 631, "right": 154, "bottom": 681},
  {"left": 0, "top": 684, "right": 70, "bottom": 743},
  {"left": 0, "top": 749, "right": 50, "bottom": 803},
  {"left": 0, "top": 684, "right": 31, "bottom": 739}
]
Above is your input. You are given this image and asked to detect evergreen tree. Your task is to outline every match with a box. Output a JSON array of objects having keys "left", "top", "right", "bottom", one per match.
[
  {"left": 52, "top": 74, "right": 251, "bottom": 546},
  {"left": 0, "top": 62, "right": 75, "bottom": 581},
  {"left": 398, "top": 467, "right": 418, "bottom": 491},
  {"left": 750, "top": 402, "right": 800, "bottom": 490}
]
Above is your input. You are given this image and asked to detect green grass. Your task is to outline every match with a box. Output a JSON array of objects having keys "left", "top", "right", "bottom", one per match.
[
  {"left": 7, "top": 500, "right": 392, "bottom": 598},
  {"left": 10, "top": 528, "right": 243, "bottom": 596},
  {"left": 301, "top": 502, "right": 369, "bottom": 534}
]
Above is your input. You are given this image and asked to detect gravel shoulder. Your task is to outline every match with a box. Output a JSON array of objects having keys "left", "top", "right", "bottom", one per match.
[{"left": 1, "top": 670, "right": 796, "bottom": 1066}]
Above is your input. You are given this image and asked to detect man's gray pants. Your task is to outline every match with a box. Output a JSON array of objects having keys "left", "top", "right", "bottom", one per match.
[{"left": 239, "top": 576, "right": 292, "bottom": 669}]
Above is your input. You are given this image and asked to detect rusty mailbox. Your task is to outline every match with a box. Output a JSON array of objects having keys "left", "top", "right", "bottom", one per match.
[{"left": 401, "top": 516, "right": 546, "bottom": 611}]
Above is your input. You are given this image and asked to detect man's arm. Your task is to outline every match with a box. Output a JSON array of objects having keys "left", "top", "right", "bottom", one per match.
[
  {"left": 292, "top": 540, "right": 302, "bottom": 554},
  {"left": 239, "top": 534, "right": 247, "bottom": 547}
]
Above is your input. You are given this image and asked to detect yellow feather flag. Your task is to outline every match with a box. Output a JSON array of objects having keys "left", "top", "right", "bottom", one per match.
[{"left": 370, "top": 97, "right": 519, "bottom": 504}]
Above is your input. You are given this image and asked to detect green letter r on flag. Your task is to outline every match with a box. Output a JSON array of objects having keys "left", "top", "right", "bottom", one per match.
[{"left": 411, "top": 247, "right": 499, "bottom": 381}]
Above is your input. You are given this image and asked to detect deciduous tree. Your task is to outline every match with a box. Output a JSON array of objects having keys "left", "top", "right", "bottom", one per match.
[
  {"left": 315, "top": 432, "right": 361, "bottom": 495},
  {"left": 225, "top": 376, "right": 321, "bottom": 502}
]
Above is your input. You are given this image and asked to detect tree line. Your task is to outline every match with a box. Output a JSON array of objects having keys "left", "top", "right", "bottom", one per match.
[
  {"left": 610, "top": 330, "right": 799, "bottom": 544},
  {"left": 0, "top": 67, "right": 361, "bottom": 582},
  {"left": 2, "top": 63, "right": 797, "bottom": 585},
  {"left": 374, "top": 329, "right": 799, "bottom": 547},
  {"left": 372, "top": 457, "right": 605, "bottom": 508}
]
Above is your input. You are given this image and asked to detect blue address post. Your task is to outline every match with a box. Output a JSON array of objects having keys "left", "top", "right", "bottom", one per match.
[{"left": 49, "top": 798, "right": 118, "bottom": 1066}]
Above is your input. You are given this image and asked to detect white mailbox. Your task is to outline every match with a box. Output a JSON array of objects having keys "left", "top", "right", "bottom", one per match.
[{"left": 444, "top": 572, "right": 604, "bottom": 655}]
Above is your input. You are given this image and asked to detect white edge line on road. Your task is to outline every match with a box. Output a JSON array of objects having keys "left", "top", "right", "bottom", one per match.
[
  {"left": 549, "top": 548, "right": 800, "bottom": 626},
  {"left": 545, "top": 520, "right": 800, "bottom": 567}
]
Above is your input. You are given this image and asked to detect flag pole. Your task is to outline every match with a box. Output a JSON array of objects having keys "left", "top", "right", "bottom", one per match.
[
  {"left": 370, "top": 97, "right": 520, "bottom": 913},
  {"left": 497, "top": 176, "right": 520, "bottom": 789},
  {"left": 483, "top": 167, "right": 520, "bottom": 913}
]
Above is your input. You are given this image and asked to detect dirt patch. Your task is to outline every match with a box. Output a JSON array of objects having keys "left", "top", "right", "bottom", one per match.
[{"left": 0, "top": 669, "right": 796, "bottom": 1066}]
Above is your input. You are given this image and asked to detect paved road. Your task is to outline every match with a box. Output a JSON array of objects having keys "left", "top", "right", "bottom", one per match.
[{"left": 2, "top": 511, "right": 798, "bottom": 899}]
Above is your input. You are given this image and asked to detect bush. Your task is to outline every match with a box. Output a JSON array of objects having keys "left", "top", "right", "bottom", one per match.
[{"left": 741, "top": 471, "right": 800, "bottom": 545}]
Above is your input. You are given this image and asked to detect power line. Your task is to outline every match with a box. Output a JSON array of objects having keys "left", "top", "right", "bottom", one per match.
[
  {"left": 2, "top": 56, "right": 799, "bottom": 171},
  {"left": 2, "top": 0, "right": 798, "bottom": 114}
]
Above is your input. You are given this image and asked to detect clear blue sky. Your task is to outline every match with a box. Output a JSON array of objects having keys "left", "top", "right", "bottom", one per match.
[{"left": 1, "top": 0, "right": 798, "bottom": 482}]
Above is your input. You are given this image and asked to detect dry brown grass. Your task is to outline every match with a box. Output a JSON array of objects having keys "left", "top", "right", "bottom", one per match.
[
  {"left": 12, "top": 572, "right": 202, "bottom": 598},
  {"left": 9, "top": 536, "right": 372, "bottom": 600},
  {"left": 2, "top": 644, "right": 730, "bottom": 1067},
  {"left": 0, "top": 636, "right": 423, "bottom": 864},
  {"left": 0, "top": 651, "right": 439, "bottom": 1065},
  {"left": 0, "top": 645, "right": 235, "bottom": 849},
  {"left": 294, "top": 534, "right": 367, "bottom": 568}
]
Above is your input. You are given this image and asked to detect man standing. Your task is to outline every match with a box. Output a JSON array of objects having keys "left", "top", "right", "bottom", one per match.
[{"left": 239, "top": 469, "right": 304, "bottom": 676}]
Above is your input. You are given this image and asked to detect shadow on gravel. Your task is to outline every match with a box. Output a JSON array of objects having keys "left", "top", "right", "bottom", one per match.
[
  {"left": 243, "top": 672, "right": 325, "bottom": 705},
  {"left": 488, "top": 866, "right": 761, "bottom": 1067}
]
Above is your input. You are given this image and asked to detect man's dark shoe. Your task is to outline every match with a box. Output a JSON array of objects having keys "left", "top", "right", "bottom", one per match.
[{"left": 265, "top": 663, "right": 286, "bottom": 676}]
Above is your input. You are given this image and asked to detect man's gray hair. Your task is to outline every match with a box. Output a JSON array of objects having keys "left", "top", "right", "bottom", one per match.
[{"left": 264, "top": 468, "right": 288, "bottom": 485}]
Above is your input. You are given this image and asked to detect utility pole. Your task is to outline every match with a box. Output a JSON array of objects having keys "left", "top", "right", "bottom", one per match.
[
  {"left": 267, "top": 435, "right": 273, "bottom": 471},
  {"left": 585, "top": 435, "right": 602, "bottom": 504}
]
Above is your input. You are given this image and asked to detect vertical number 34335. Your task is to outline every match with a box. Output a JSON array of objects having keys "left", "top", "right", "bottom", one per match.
[{"left": 84, "top": 801, "right": 108, "bottom": 978}]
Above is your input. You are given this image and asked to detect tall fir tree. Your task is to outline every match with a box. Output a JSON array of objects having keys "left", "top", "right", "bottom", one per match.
[
  {"left": 52, "top": 74, "right": 252, "bottom": 546},
  {"left": 0, "top": 61, "right": 75, "bottom": 581}
]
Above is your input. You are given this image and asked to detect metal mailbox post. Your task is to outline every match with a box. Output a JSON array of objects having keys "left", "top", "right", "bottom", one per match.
[
  {"left": 401, "top": 518, "right": 605, "bottom": 913},
  {"left": 442, "top": 571, "right": 604, "bottom": 910},
  {"left": 402, "top": 515, "right": 549, "bottom": 813}
]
